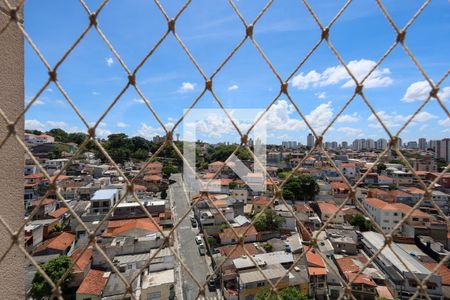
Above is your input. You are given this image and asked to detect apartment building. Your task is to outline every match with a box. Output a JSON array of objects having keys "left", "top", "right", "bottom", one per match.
[{"left": 363, "top": 198, "right": 402, "bottom": 234}]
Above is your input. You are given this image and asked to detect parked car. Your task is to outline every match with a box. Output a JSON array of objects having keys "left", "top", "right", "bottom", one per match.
[
  {"left": 191, "top": 218, "right": 197, "bottom": 228},
  {"left": 195, "top": 235, "right": 203, "bottom": 244},
  {"left": 207, "top": 276, "right": 216, "bottom": 291},
  {"left": 198, "top": 245, "right": 206, "bottom": 256}
]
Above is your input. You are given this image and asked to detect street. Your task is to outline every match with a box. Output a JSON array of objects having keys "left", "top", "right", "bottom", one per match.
[{"left": 169, "top": 174, "right": 219, "bottom": 300}]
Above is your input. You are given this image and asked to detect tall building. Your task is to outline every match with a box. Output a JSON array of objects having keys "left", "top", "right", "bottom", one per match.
[
  {"left": 430, "top": 140, "right": 441, "bottom": 158},
  {"left": 376, "top": 138, "right": 387, "bottom": 150},
  {"left": 331, "top": 141, "right": 338, "bottom": 149},
  {"left": 307, "top": 133, "right": 314, "bottom": 149},
  {"left": 407, "top": 141, "right": 418, "bottom": 149},
  {"left": 439, "top": 138, "right": 450, "bottom": 162},
  {"left": 341, "top": 141, "right": 348, "bottom": 149},
  {"left": 367, "top": 139, "right": 375, "bottom": 150},
  {"left": 418, "top": 138, "right": 427, "bottom": 150},
  {"left": 282, "top": 141, "right": 298, "bottom": 149}
]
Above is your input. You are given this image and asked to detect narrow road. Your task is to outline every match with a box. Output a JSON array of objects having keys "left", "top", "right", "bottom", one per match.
[{"left": 169, "top": 173, "right": 219, "bottom": 300}]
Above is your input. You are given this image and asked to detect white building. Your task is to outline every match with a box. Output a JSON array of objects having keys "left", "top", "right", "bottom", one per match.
[
  {"left": 363, "top": 198, "right": 402, "bottom": 234},
  {"left": 90, "top": 188, "right": 120, "bottom": 214}
]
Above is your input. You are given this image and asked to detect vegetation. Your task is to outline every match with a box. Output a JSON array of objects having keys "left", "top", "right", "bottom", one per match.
[
  {"left": 207, "top": 236, "right": 218, "bottom": 247},
  {"left": 48, "top": 223, "right": 68, "bottom": 234},
  {"left": 282, "top": 174, "right": 319, "bottom": 201},
  {"left": 202, "top": 144, "right": 252, "bottom": 163},
  {"left": 162, "top": 161, "right": 178, "bottom": 177},
  {"left": 263, "top": 242, "right": 273, "bottom": 252},
  {"left": 30, "top": 256, "right": 73, "bottom": 299},
  {"left": 376, "top": 163, "right": 386, "bottom": 173},
  {"left": 349, "top": 214, "right": 372, "bottom": 231},
  {"left": 255, "top": 287, "right": 308, "bottom": 300},
  {"left": 254, "top": 209, "right": 285, "bottom": 232},
  {"left": 436, "top": 158, "right": 448, "bottom": 172},
  {"left": 160, "top": 189, "right": 167, "bottom": 199},
  {"left": 389, "top": 159, "right": 404, "bottom": 165}
]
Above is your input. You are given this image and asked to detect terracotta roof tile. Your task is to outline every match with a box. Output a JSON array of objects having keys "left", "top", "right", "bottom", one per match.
[
  {"left": 35, "top": 232, "right": 75, "bottom": 253},
  {"left": 70, "top": 246, "right": 93, "bottom": 273},
  {"left": 76, "top": 269, "right": 108, "bottom": 296},
  {"left": 218, "top": 244, "right": 259, "bottom": 259},
  {"left": 49, "top": 207, "right": 69, "bottom": 219},
  {"left": 103, "top": 218, "right": 161, "bottom": 237}
]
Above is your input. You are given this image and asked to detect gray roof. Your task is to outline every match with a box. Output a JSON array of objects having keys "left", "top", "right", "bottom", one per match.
[
  {"left": 91, "top": 189, "right": 119, "bottom": 200},
  {"left": 362, "top": 231, "right": 431, "bottom": 275},
  {"left": 103, "top": 269, "right": 140, "bottom": 297}
]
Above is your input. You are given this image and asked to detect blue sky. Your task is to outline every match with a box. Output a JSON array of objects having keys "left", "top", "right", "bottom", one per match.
[{"left": 24, "top": 0, "right": 449, "bottom": 144}]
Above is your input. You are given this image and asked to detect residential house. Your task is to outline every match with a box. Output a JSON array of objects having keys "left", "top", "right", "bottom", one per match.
[
  {"left": 33, "top": 232, "right": 75, "bottom": 256},
  {"left": 314, "top": 201, "right": 345, "bottom": 224},
  {"left": 89, "top": 188, "right": 120, "bottom": 214},
  {"left": 76, "top": 269, "right": 109, "bottom": 300},
  {"left": 219, "top": 225, "right": 258, "bottom": 245},
  {"left": 140, "top": 269, "right": 176, "bottom": 300}
]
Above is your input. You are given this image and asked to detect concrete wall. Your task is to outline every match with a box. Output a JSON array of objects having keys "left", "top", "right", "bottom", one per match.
[{"left": 0, "top": 1, "right": 25, "bottom": 298}]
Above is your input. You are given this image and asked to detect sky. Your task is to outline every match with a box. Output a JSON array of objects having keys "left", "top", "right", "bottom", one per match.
[{"left": 23, "top": 0, "right": 450, "bottom": 144}]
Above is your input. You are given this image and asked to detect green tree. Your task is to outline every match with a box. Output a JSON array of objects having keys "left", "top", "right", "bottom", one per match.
[
  {"left": 48, "top": 145, "right": 63, "bottom": 159},
  {"left": 47, "top": 128, "right": 69, "bottom": 143},
  {"left": 254, "top": 209, "right": 285, "bottom": 231},
  {"left": 282, "top": 174, "right": 319, "bottom": 201},
  {"left": 31, "top": 256, "right": 73, "bottom": 299},
  {"left": 160, "top": 189, "right": 168, "bottom": 199},
  {"left": 67, "top": 132, "right": 88, "bottom": 145},
  {"left": 376, "top": 163, "right": 386, "bottom": 173},
  {"left": 349, "top": 214, "right": 372, "bottom": 231},
  {"left": 26, "top": 129, "right": 43, "bottom": 135},
  {"left": 162, "top": 162, "right": 178, "bottom": 177},
  {"left": 389, "top": 159, "right": 404, "bottom": 165},
  {"left": 263, "top": 242, "right": 273, "bottom": 252},
  {"left": 255, "top": 287, "right": 308, "bottom": 300}
]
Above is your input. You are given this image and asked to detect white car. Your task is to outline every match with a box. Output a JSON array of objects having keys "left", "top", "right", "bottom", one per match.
[{"left": 195, "top": 235, "right": 203, "bottom": 244}]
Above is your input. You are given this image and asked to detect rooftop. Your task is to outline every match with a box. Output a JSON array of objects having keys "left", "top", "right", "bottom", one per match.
[
  {"left": 141, "top": 269, "right": 175, "bottom": 289},
  {"left": 91, "top": 189, "right": 119, "bottom": 200},
  {"left": 76, "top": 269, "right": 108, "bottom": 296},
  {"left": 362, "top": 231, "right": 431, "bottom": 275}
]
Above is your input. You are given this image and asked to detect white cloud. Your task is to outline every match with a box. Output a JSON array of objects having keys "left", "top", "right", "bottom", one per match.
[
  {"left": 419, "top": 124, "right": 429, "bottom": 131},
  {"left": 116, "top": 122, "right": 128, "bottom": 128},
  {"left": 95, "top": 122, "right": 111, "bottom": 138},
  {"left": 133, "top": 98, "right": 145, "bottom": 104},
  {"left": 438, "top": 118, "right": 450, "bottom": 127},
  {"left": 402, "top": 80, "right": 450, "bottom": 102},
  {"left": 137, "top": 123, "right": 164, "bottom": 138},
  {"left": 105, "top": 57, "right": 114, "bottom": 67},
  {"left": 47, "top": 121, "right": 68, "bottom": 128},
  {"left": 368, "top": 111, "right": 437, "bottom": 128},
  {"left": 92, "top": 91, "right": 100, "bottom": 96},
  {"left": 337, "top": 112, "right": 360, "bottom": 123},
  {"left": 46, "top": 88, "right": 53, "bottom": 93},
  {"left": 228, "top": 84, "right": 239, "bottom": 91},
  {"left": 412, "top": 111, "right": 438, "bottom": 122},
  {"left": 337, "top": 127, "right": 363, "bottom": 136},
  {"left": 25, "top": 96, "right": 45, "bottom": 105},
  {"left": 292, "top": 59, "right": 392, "bottom": 90},
  {"left": 305, "top": 102, "right": 334, "bottom": 132},
  {"left": 258, "top": 100, "right": 304, "bottom": 132},
  {"left": 315, "top": 91, "right": 327, "bottom": 99},
  {"left": 25, "top": 120, "right": 80, "bottom": 132},
  {"left": 25, "top": 119, "right": 46, "bottom": 131},
  {"left": 178, "top": 82, "right": 196, "bottom": 93}
]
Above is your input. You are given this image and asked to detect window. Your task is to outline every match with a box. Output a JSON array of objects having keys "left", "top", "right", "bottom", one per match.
[
  {"left": 147, "top": 291, "right": 161, "bottom": 300},
  {"left": 257, "top": 282, "right": 265, "bottom": 287}
]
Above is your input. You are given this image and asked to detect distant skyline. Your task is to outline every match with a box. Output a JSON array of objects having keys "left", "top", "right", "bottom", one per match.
[{"left": 23, "top": 0, "right": 449, "bottom": 143}]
